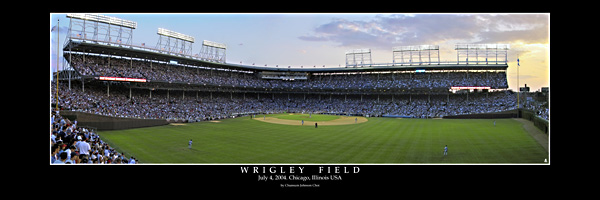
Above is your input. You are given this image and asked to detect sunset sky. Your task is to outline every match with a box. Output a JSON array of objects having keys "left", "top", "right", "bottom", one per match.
[{"left": 50, "top": 13, "right": 549, "bottom": 91}]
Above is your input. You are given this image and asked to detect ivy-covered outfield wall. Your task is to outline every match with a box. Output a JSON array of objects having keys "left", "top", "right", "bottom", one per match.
[
  {"left": 60, "top": 110, "right": 168, "bottom": 131},
  {"left": 443, "top": 109, "right": 548, "bottom": 134},
  {"left": 519, "top": 109, "right": 549, "bottom": 134}
]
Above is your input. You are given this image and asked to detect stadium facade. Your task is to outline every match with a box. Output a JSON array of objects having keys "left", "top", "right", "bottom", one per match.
[{"left": 52, "top": 14, "right": 518, "bottom": 125}]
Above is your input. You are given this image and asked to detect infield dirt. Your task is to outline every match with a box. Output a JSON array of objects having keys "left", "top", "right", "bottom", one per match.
[{"left": 254, "top": 115, "right": 368, "bottom": 126}]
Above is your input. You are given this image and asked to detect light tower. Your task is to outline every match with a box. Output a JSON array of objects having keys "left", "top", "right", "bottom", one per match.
[
  {"left": 156, "top": 28, "right": 195, "bottom": 56},
  {"left": 455, "top": 44, "right": 509, "bottom": 65},
  {"left": 66, "top": 13, "right": 137, "bottom": 46},
  {"left": 392, "top": 45, "right": 440, "bottom": 66},
  {"left": 345, "top": 49, "right": 372, "bottom": 67},
  {"left": 200, "top": 40, "right": 227, "bottom": 63}
]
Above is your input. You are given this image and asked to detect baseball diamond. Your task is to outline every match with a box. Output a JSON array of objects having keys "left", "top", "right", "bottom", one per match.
[{"left": 50, "top": 13, "right": 549, "bottom": 165}]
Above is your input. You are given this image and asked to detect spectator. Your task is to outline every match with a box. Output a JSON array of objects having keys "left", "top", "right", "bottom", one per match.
[
  {"left": 65, "top": 152, "right": 79, "bottom": 164},
  {"left": 53, "top": 152, "right": 68, "bottom": 164},
  {"left": 76, "top": 136, "right": 91, "bottom": 155},
  {"left": 51, "top": 144, "right": 60, "bottom": 164}
]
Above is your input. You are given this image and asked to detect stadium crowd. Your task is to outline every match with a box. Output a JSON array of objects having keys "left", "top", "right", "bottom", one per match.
[
  {"left": 68, "top": 54, "right": 508, "bottom": 90},
  {"left": 54, "top": 54, "right": 552, "bottom": 121},
  {"left": 51, "top": 55, "right": 549, "bottom": 164},
  {"left": 53, "top": 80, "right": 519, "bottom": 122},
  {"left": 51, "top": 110, "right": 138, "bottom": 164}
]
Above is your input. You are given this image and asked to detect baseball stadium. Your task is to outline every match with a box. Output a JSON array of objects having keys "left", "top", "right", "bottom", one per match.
[{"left": 50, "top": 14, "right": 549, "bottom": 165}]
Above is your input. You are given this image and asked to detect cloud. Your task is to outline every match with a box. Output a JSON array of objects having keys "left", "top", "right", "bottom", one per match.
[
  {"left": 476, "top": 14, "right": 549, "bottom": 44},
  {"left": 299, "top": 14, "right": 549, "bottom": 50}
]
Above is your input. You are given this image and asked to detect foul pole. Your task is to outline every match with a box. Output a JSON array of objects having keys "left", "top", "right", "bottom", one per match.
[
  {"left": 56, "top": 18, "right": 59, "bottom": 111},
  {"left": 517, "top": 55, "right": 520, "bottom": 117}
]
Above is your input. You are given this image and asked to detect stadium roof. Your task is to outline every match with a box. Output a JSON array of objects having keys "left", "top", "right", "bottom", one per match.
[{"left": 63, "top": 39, "right": 508, "bottom": 73}]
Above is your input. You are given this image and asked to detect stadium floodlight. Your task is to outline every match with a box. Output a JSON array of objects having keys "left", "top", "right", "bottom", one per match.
[
  {"left": 455, "top": 43, "right": 510, "bottom": 50},
  {"left": 346, "top": 48, "right": 371, "bottom": 54},
  {"left": 392, "top": 45, "right": 439, "bottom": 52},
  {"left": 203, "top": 40, "right": 227, "bottom": 49},
  {"left": 455, "top": 44, "right": 510, "bottom": 65},
  {"left": 65, "top": 13, "right": 137, "bottom": 46},
  {"left": 345, "top": 49, "right": 372, "bottom": 67},
  {"left": 66, "top": 13, "right": 137, "bottom": 29},
  {"left": 393, "top": 45, "right": 440, "bottom": 66},
  {"left": 156, "top": 28, "right": 195, "bottom": 56},
  {"left": 157, "top": 28, "right": 195, "bottom": 43},
  {"left": 200, "top": 40, "right": 227, "bottom": 63}
]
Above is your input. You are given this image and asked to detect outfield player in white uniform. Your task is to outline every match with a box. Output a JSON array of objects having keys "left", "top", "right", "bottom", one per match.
[{"left": 188, "top": 139, "right": 193, "bottom": 149}]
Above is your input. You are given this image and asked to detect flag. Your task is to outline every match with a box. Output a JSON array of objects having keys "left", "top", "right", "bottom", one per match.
[
  {"left": 50, "top": 25, "right": 57, "bottom": 32},
  {"left": 517, "top": 58, "right": 520, "bottom": 66}
]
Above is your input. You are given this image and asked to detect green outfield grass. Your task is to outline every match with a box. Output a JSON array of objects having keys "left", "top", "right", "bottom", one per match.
[{"left": 97, "top": 114, "right": 548, "bottom": 164}]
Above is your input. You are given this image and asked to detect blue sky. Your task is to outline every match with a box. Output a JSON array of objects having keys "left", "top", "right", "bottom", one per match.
[{"left": 50, "top": 13, "right": 549, "bottom": 91}]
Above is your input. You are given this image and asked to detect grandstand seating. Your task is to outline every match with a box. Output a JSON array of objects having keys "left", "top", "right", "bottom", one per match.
[
  {"left": 68, "top": 54, "right": 508, "bottom": 90},
  {"left": 51, "top": 53, "right": 549, "bottom": 165}
]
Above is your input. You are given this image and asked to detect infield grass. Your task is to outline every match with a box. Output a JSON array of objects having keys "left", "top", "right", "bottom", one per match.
[{"left": 97, "top": 115, "right": 548, "bottom": 164}]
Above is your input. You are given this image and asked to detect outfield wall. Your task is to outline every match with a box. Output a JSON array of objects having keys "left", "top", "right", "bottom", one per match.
[
  {"left": 59, "top": 110, "right": 168, "bottom": 131},
  {"left": 443, "top": 109, "right": 518, "bottom": 119},
  {"left": 520, "top": 109, "right": 549, "bottom": 134},
  {"left": 443, "top": 109, "right": 548, "bottom": 134}
]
